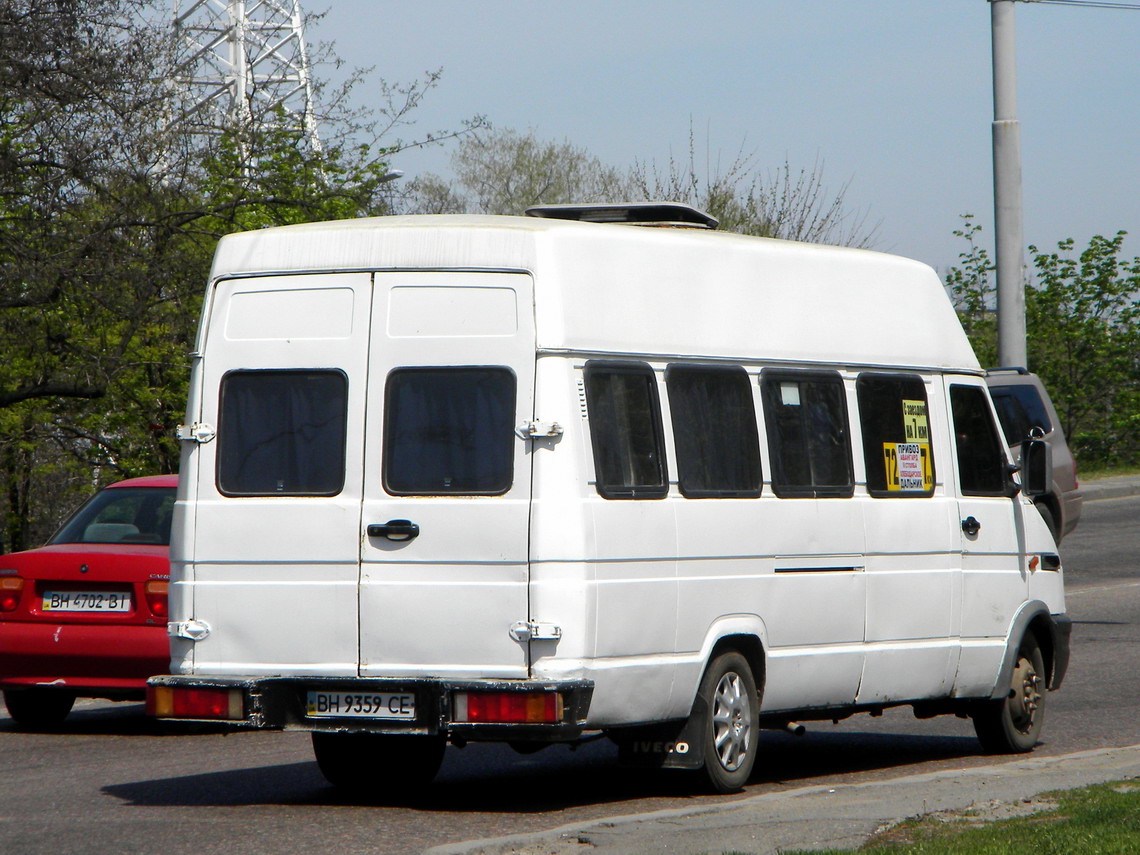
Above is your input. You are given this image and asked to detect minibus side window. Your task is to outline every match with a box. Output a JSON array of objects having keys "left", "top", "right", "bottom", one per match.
[
  {"left": 217, "top": 370, "right": 348, "bottom": 496},
  {"left": 761, "top": 370, "right": 854, "bottom": 498},
  {"left": 856, "top": 373, "right": 936, "bottom": 497},
  {"left": 383, "top": 367, "right": 516, "bottom": 496},
  {"left": 584, "top": 361, "right": 668, "bottom": 499},
  {"left": 949, "top": 384, "right": 1008, "bottom": 496},
  {"left": 665, "top": 364, "right": 762, "bottom": 498}
]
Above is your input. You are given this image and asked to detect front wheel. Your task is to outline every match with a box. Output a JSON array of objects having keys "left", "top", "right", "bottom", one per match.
[
  {"left": 695, "top": 651, "right": 760, "bottom": 793},
  {"left": 972, "top": 633, "right": 1047, "bottom": 753},
  {"left": 311, "top": 732, "right": 446, "bottom": 797},
  {"left": 3, "top": 689, "right": 76, "bottom": 728}
]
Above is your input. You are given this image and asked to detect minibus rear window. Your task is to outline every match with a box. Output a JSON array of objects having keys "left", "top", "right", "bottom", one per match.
[
  {"left": 217, "top": 370, "right": 348, "bottom": 496},
  {"left": 584, "top": 362, "right": 668, "bottom": 499},
  {"left": 761, "top": 370, "right": 854, "bottom": 498},
  {"left": 383, "top": 367, "right": 516, "bottom": 495},
  {"left": 666, "top": 364, "right": 762, "bottom": 498},
  {"left": 857, "top": 374, "right": 936, "bottom": 497}
]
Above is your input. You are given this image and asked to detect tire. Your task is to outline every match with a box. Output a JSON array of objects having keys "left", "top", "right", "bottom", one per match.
[
  {"left": 2, "top": 689, "right": 76, "bottom": 728},
  {"left": 1035, "top": 502, "right": 1059, "bottom": 543},
  {"left": 311, "top": 732, "right": 446, "bottom": 797},
  {"left": 695, "top": 651, "right": 760, "bottom": 794},
  {"left": 972, "top": 633, "right": 1047, "bottom": 753}
]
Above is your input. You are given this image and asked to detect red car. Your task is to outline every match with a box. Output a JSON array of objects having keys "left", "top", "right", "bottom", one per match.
[{"left": 0, "top": 475, "right": 176, "bottom": 727}]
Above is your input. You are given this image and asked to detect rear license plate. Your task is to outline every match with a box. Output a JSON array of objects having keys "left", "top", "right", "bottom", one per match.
[
  {"left": 42, "top": 591, "right": 131, "bottom": 612},
  {"left": 306, "top": 691, "right": 415, "bottom": 719}
]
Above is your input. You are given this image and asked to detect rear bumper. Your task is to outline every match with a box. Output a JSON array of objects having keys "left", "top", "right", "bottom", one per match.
[
  {"left": 0, "top": 621, "right": 167, "bottom": 694},
  {"left": 147, "top": 674, "right": 594, "bottom": 742}
]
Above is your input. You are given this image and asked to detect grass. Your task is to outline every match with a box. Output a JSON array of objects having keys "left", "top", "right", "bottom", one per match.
[
  {"left": 785, "top": 780, "right": 1140, "bottom": 855},
  {"left": 1079, "top": 465, "right": 1140, "bottom": 482}
]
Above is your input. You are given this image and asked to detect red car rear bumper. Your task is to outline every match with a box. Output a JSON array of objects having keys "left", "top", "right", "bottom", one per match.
[{"left": 0, "top": 621, "right": 168, "bottom": 695}]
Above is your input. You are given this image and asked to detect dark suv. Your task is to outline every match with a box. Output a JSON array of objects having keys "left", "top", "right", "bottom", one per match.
[{"left": 986, "top": 368, "right": 1082, "bottom": 542}]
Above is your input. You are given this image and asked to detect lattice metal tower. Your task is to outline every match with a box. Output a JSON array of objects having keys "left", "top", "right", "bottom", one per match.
[{"left": 170, "top": 0, "right": 320, "bottom": 150}]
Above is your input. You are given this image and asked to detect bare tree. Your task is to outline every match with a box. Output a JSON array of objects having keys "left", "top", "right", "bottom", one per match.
[
  {"left": 399, "top": 125, "right": 879, "bottom": 249},
  {"left": 628, "top": 131, "right": 879, "bottom": 248}
]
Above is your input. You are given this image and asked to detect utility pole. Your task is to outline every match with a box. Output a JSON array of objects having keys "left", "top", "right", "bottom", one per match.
[{"left": 991, "top": 0, "right": 1027, "bottom": 368}]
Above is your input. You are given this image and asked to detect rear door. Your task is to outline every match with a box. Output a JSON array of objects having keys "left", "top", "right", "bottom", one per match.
[
  {"left": 358, "top": 272, "right": 536, "bottom": 679},
  {"left": 189, "top": 273, "right": 371, "bottom": 676}
]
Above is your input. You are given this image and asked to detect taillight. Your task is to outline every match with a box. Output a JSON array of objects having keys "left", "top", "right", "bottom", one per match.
[
  {"left": 147, "top": 685, "right": 244, "bottom": 720},
  {"left": 0, "top": 577, "right": 24, "bottom": 612},
  {"left": 453, "top": 691, "right": 562, "bottom": 724},
  {"left": 144, "top": 580, "right": 169, "bottom": 617}
]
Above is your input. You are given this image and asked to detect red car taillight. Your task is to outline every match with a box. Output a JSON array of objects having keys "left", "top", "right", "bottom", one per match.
[
  {"left": 0, "top": 577, "right": 24, "bottom": 612},
  {"left": 144, "top": 580, "right": 169, "bottom": 617}
]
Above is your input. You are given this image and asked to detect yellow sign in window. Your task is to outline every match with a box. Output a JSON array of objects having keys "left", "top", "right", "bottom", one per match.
[
  {"left": 883, "top": 442, "right": 933, "bottom": 492},
  {"left": 902, "top": 399, "right": 929, "bottom": 443}
]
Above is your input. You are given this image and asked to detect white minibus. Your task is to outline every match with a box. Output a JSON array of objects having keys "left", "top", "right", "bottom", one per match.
[{"left": 148, "top": 204, "right": 1070, "bottom": 795}]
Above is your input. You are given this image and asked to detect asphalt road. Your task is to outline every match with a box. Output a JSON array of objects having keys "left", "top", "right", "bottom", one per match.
[{"left": 1, "top": 492, "right": 1137, "bottom": 855}]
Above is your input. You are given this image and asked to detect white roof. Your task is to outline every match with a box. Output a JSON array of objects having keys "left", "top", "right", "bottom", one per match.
[{"left": 209, "top": 214, "right": 981, "bottom": 372}]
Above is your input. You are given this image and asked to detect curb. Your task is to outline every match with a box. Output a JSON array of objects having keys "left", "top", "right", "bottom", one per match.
[
  {"left": 1079, "top": 475, "right": 1140, "bottom": 502},
  {"left": 427, "top": 745, "right": 1140, "bottom": 855}
]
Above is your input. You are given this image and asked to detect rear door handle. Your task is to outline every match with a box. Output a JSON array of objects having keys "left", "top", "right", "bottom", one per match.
[
  {"left": 367, "top": 520, "right": 420, "bottom": 541},
  {"left": 961, "top": 516, "right": 981, "bottom": 537}
]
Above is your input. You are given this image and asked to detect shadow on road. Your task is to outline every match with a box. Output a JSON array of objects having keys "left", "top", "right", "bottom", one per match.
[{"left": 99, "top": 729, "right": 984, "bottom": 813}]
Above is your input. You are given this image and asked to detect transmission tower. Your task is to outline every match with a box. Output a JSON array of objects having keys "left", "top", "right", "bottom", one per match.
[{"left": 170, "top": 0, "right": 320, "bottom": 150}]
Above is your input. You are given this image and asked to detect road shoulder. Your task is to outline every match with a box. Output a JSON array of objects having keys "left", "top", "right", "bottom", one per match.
[{"left": 428, "top": 744, "right": 1140, "bottom": 855}]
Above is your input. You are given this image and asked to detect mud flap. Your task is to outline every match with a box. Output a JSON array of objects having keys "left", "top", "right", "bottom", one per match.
[{"left": 614, "top": 695, "right": 707, "bottom": 771}]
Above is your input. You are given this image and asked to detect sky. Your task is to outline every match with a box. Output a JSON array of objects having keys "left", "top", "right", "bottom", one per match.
[{"left": 306, "top": 0, "right": 1138, "bottom": 275}]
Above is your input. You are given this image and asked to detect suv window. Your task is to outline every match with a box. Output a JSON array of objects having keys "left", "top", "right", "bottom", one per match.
[
  {"left": 666, "top": 364, "right": 761, "bottom": 498},
  {"left": 761, "top": 370, "right": 853, "bottom": 498},
  {"left": 584, "top": 361, "right": 668, "bottom": 499},
  {"left": 989, "top": 384, "right": 1053, "bottom": 444}
]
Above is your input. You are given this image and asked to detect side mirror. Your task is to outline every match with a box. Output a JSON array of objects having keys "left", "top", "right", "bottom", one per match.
[{"left": 1019, "top": 438, "right": 1052, "bottom": 498}]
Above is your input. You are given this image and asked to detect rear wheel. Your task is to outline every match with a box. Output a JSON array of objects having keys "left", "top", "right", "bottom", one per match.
[
  {"left": 695, "top": 651, "right": 759, "bottom": 793},
  {"left": 972, "top": 633, "right": 1046, "bottom": 753},
  {"left": 2, "top": 689, "right": 76, "bottom": 728},
  {"left": 311, "top": 732, "right": 446, "bottom": 797}
]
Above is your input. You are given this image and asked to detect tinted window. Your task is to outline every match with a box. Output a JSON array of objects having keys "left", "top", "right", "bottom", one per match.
[
  {"left": 218, "top": 370, "right": 348, "bottom": 496},
  {"left": 761, "top": 370, "right": 853, "bottom": 498},
  {"left": 666, "top": 365, "right": 761, "bottom": 497},
  {"left": 989, "top": 385, "right": 1052, "bottom": 444},
  {"left": 584, "top": 362, "right": 668, "bottom": 499},
  {"left": 857, "top": 374, "right": 936, "bottom": 497},
  {"left": 950, "top": 384, "right": 1008, "bottom": 496},
  {"left": 51, "top": 487, "right": 176, "bottom": 545},
  {"left": 384, "top": 367, "right": 516, "bottom": 495}
]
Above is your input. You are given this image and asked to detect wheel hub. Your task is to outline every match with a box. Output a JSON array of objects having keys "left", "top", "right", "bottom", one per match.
[{"left": 711, "top": 672, "right": 751, "bottom": 772}]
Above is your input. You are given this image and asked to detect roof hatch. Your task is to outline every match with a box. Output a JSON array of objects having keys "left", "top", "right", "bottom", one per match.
[{"left": 524, "top": 202, "right": 718, "bottom": 230}]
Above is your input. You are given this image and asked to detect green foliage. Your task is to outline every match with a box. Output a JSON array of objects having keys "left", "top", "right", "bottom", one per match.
[
  {"left": 1026, "top": 232, "right": 1140, "bottom": 468},
  {"left": 945, "top": 214, "right": 999, "bottom": 368},
  {"left": 946, "top": 216, "right": 1140, "bottom": 469},
  {"left": 0, "top": 2, "right": 402, "bottom": 548}
]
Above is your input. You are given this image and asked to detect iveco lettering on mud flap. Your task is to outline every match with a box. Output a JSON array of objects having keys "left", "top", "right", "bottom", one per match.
[{"left": 147, "top": 203, "right": 1070, "bottom": 796}]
